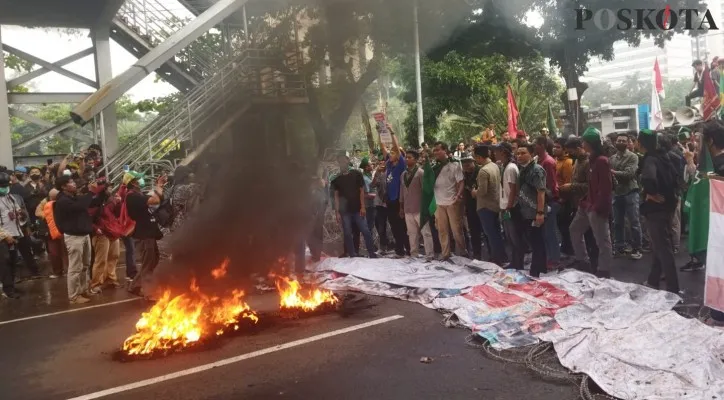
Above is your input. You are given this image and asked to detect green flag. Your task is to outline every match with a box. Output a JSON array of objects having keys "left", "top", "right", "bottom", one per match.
[
  {"left": 547, "top": 103, "right": 558, "bottom": 138},
  {"left": 684, "top": 146, "right": 714, "bottom": 255},
  {"left": 421, "top": 159, "right": 436, "bottom": 228}
]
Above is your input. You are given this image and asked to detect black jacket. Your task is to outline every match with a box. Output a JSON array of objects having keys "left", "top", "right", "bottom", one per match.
[
  {"left": 640, "top": 152, "right": 678, "bottom": 215},
  {"left": 54, "top": 192, "right": 98, "bottom": 235}
]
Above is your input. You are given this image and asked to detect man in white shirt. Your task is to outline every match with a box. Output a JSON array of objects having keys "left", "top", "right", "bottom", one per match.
[
  {"left": 432, "top": 142, "right": 467, "bottom": 260},
  {"left": 494, "top": 142, "right": 524, "bottom": 270}
]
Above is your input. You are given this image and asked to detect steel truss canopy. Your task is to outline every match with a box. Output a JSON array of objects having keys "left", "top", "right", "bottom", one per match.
[
  {"left": 0, "top": 0, "right": 124, "bottom": 28},
  {"left": 71, "top": 0, "right": 250, "bottom": 125}
]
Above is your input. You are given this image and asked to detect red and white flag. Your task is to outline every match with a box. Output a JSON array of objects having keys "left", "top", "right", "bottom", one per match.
[
  {"left": 705, "top": 178, "right": 724, "bottom": 312},
  {"left": 507, "top": 84, "right": 519, "bottom": 139},
  {"left": 653, "top": 58, "right": 665, "bottom": 99}
]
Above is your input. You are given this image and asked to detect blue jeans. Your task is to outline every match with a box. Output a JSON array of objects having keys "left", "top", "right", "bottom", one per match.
[
  {"left": 122, "top": 236, "right": 137, "bottom": 279},
  {"left": 478, "top": 209, "right": 506, "bottom": 264},
  {"left": 342, "top": 211, "right": 376, "bottom": 257},
  {"left": 543, "top": 202, "right": 561, "bottom": 264},
  {"left": 613, "top": 191, "right": 643, "bottom": 251},
  {"left": 365, "top": 206, "right": 376, "bottom": 236}
]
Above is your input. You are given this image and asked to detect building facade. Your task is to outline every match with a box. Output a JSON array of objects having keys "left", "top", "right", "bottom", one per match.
[{"left": 584, "top": 35, "right": 695, "bottom": 86}]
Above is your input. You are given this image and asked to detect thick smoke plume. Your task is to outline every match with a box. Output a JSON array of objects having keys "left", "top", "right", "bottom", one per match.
[{"left": 149, "top": 99, "right": 317, "bottom": 294}]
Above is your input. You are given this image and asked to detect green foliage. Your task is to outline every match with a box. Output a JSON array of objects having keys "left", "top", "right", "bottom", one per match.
[
  {"left": 432, "top": 0, "right": 703, "bottom": 132},
  {"left": 3, "top": 52, "right": 33, "bottom": 73},
  {"left": 395, "top": 50, "right": 561, "bottom": 146},
  {"left": 469, "top": 76, "right": 555, "bottom": 135}
]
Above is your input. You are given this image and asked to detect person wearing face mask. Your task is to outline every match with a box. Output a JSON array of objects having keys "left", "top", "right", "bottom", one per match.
[
  {"left": 10, "top": 167, "right": 28, "bottom": 198},
  {"left": 124, "top": 172, "right": 167, "bottom": 297},
  {"left": 610, "top": 133, "right": 643, "bottom": 260},
  {"left": 0, "top": 170, "right": 42, "bottom": 283},
  {"left": 24, "top": 167, "right": 47, "bottom": 226},
  {"left": 0, "top": 172, "right": 30, "bottom": 298}
]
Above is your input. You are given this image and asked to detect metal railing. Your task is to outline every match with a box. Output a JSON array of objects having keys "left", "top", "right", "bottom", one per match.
[
  {"left": 115, "top": 0, "right": 221, "bottom": 79},
  {"left": 105, "top": 48, "right": 306, "bottom": 185}
]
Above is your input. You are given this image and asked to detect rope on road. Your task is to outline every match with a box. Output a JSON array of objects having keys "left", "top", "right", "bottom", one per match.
[
  {"left": 524, "top": 342, "right": 582, "bottom": 384},
  {"left": 580, "top": 376, "right": 619, "bottom": 400},
  {"left": 481, "top": 340, "right": 534, "bottom": 365}
]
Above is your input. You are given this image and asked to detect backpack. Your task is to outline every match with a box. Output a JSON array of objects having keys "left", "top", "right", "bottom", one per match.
[{"left": 153, "top": 186, "right": 176, "bottom": 228}]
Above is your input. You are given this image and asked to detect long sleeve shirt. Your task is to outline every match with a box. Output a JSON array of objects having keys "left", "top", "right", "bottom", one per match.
[
  {"left": 538, "top": 153, "right": 559, "bottom": 200},
  {"left": 610, "top": 150, "right": 639, "bottom": 196},
  {"left": 555, "top": 157, "right": 574, "bottom": 187},
  {"left": 580, "top": 155, "right": 613, "bottom": 217},
  {"left": 566, "top": 155, "right": 590, "bottom": 207}
]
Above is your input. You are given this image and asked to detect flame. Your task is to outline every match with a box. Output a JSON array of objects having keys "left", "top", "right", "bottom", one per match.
[
  {"left": 211, "top": 258, "right": 229, "bottom": 279},
  {"left": 121, "top": 280, "right": 258, "bottom": 356},
  {"left": 276, "top": 276, "right": 338, "bottom": 312}
]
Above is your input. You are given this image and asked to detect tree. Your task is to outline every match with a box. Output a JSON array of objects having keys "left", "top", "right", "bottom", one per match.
[
  {"left": 431, "top": 0, "right": 705, "bottom": 133},
  {"left": 394, "top": 51, "right": 561, "bottom": 145}
]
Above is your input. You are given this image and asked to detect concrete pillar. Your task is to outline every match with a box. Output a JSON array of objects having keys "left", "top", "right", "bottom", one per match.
[
  {"left": 0, "top": 29, "right": 14, "bottom": 168},
  {"left": 91, "top": 26, "right": 119, "bottom": 157}
]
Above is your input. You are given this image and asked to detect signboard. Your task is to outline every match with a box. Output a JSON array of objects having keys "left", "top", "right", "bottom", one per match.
[{"left": 373, "top": 112, "right": 393, "bottom": 149}]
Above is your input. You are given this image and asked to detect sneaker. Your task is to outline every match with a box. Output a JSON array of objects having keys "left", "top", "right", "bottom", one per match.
[
  {"left": 674, "top": 247, "right": 680, "bottom": 255},
  {"left": 70, "top": 296, "right": 91, "bottom": 305},
  {"left": 613, "top": 249, "right": 627, "bottom": 258},
  {"left": 104, "top": 282, "right": 122, "bottom": 289},
  {"left": 127, "top": 287, "right": 143, "bottom": 297},
  {"left": 641, "top": 245, "right": 652, "bottom": 253},
  {"left": 369, "top": 253, "right": 379, "bottom": 259},
  {"left": 3, "top": 290, "right": 20, "bottom": 299},
  {"left": 680, "top": 260, "right": 705, "bottom": 272},
  {"left": 88, "top": 287, "right": 102, "bottom": 295},
  {"left": 629, "top": 250, "right": 643, "bottom": 260},
  {"left": 125, "top": 276, "right": 133, "bottom": 282},
  {"left": 48, "top": 274, "right": 59, "bottom": 279}
]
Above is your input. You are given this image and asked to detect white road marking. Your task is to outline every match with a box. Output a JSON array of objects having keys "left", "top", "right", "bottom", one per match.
[
  {"left": 66, "top": 315, "right": 405, "bottom": 400},
  {"left": 0, "top": 298, "right": 142, "bottom": 326}
]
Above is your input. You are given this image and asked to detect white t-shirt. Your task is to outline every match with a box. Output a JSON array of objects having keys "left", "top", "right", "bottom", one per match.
[
  {"left": 434, "top": 162, "right": 464, "bottom": 206},
  {"left": 500, "top": 162, "right": 519, "bottom": 210}
]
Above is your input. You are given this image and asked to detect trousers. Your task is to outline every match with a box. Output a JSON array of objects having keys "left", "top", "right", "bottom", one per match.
[
  {"left": 570, "top": 208, "right": 613, "bottom": 272},
  {"left": 65, "top": 234, "right": 91, "bottom": 301},
  {"left": 404, "top": 213, "right": 434, "bottom": 257},
  {"left": 90, "top": 236, "right": 120, "bottom": 289},
  {"left": 435, "top": 203, "right": 467, "bottom": 258},
  {"left": 646, "top": 210, "right": 680, "bottom": 293}
]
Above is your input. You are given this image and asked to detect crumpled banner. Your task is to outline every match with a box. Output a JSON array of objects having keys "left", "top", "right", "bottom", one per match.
[
  {"left": 315, "top": 256, "right": 498, "bottom": 290},
  {"left": 315, "top": 257, "right": 724, "bottom": 399}
]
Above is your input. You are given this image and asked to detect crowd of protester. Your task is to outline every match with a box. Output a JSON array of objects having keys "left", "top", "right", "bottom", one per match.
[
  {"left": 325, "top": 120, "right": 724, "bottom": 327},
  {"left": 3, "top": 117, "right": 724, "bottom": 329},
  {"left": 0, "top": 147, "right": 200, "bottom": 304}
]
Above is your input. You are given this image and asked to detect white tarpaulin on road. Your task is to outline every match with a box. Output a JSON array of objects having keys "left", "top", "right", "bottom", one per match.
[
  {"left": 316, "top": 256, "right": 498, "bottom": 290},
  {"left": 314, "top": 257, "right": 724, "bottom": 399}
]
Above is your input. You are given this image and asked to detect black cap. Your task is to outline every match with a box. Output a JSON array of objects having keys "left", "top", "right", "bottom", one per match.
[
  {"left": 0, "top": 172, "right": 10, "bottom": 187},
  {"left": 494, "top": 141, "right": 513, "bottom": 155},
  {"left": 693, "top": 59, "right": 703, "bottom": 66}
]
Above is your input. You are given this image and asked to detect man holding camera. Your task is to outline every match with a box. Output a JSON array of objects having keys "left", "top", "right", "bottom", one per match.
[{"left": 54, "top": 175, "right": 103, "bottom": 304}]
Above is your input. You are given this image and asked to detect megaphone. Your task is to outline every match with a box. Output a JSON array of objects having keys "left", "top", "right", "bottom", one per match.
[
  {"left": 662, "top": 110, "right": 676, "bottom": 127},
  {"left": 674, "top": 106, "right": 701, "bottom": 126}
]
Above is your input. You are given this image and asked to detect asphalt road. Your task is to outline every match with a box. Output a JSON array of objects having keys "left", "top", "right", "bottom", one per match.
[{"left": 0, "top": 249, "right": 707, "bottom": 400}]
